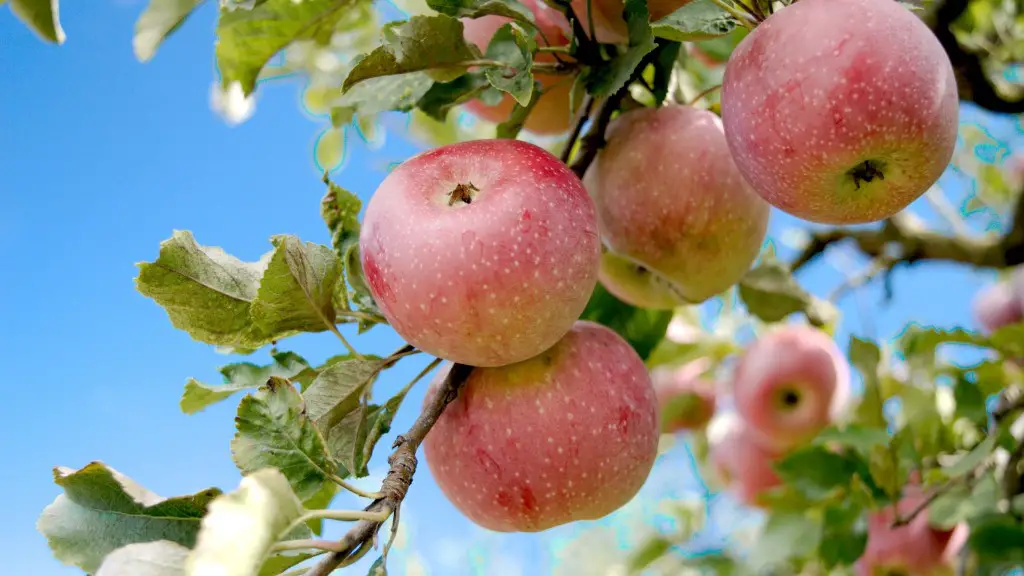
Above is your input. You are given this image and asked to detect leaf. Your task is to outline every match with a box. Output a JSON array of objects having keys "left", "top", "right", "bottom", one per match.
[
  {"left": 954, "top": 374, "right": 988, "bottom": 427},
  {"left": 943, "top": 434, "right": 997, "bottom": 478},
  {"left": 216, "top": 0, "right": 365, "bottom": 95},
  {"left": 814, "top": 425, "right": 890, "bottom": 455},
  {"left": 628, "top": 536, "right": 673, "bottom": 571},
  {"left": 135, "top": 230, "right": 268, "bottom": 349},
  {"left": 304, "top": 357, "right": 386, "bottom": 432},
  {"left": 899, "top": 325, "right": 988, "bottom": 364},
  {"left": 967, "top": 514, "right": 1024, "bottom": 561},
  {"left": 417, "top": 72, "right": 491, "bottom": 120},
  {"left": 929, "top": 472, "right": 999, "bottom": 529},
  {"left": 187, "top": 468, "right": 310, "bottom": 576},
  {"left": 850, "top": 337, "right": 886, "bottom": 428},
  {"left": 326, "top": 403, "right": 372, "bottom": 477},
  {"left": 95, "top": 541, "right": 189, "bottom": 576},
  {"left": 231, "top": 378, "right": 337, "bottom": 501},
  {"left": 584, "top": 0, "right": 656, "bottom": 97},
  {"left": 368, "top": 556, "right": 388, "bottom": 575},
  {"left": 321, "top": 181, "right": 362, "bottom": 260},
  {"left": 361, "top": 388, "right": 413, "bottom": 467},
  {"left": 774, "top": 445, "right": 869, "bottom": 499},
  {"left": 300, "top": 481, "right": 338, "bottom": 536},
  {"left": 426, "top": 0, "right": 534, "bottom": 21},
  {"left": 817, "top": 504, "right": 867, "bottom": 567},
  {"left": 483, "top": 23, "right": 534, "bottom": 106},
  {"left": 181, "top": 351, "right": 311, "bottom": 414},
  {"left": 259, "top": 551, "right": 320, "bottom": 576},
  {"left": 495, "top": 82, "right": 540, "bottom": 139},
  {"left": 738, "top": 255, "right": 814, "bottom": 322},
  {"left": 579, "top": 282, "right": 671, "bottom": 360},
  {"left": 990, "top": 323, "right": 1024, "bottom": 358},
  {"left": 651, "top": 0, "right": 736, "bottom": 41},
  {"left": 249, "top": 235, "right": 343, "bottom": 339},
  {"left": 333, "top": 72, "right": 435, "bottom": 120},
  {"left": 749, "top": 511, "right": 822, "bottom": 568},
  {"left": 36, "top": 462, "right": 221, "bottom": 573},
  {"left": 10, "top": 0, "right": 65, "bottom": 44},
  {"left": 343, "top": 15, "right": 479, "bottom": 92},
  {"left": 133, "top": 0, "right": 204, "bottom": 62}
]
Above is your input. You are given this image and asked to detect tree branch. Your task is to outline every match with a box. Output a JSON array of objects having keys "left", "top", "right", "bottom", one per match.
[{"left": 305, "top": 363, "right": 474, "bottom": 576}]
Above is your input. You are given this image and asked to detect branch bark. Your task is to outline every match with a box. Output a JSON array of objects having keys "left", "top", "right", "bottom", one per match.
[{"left": 305, "top": 363, "right": 474, "bottom": 576}]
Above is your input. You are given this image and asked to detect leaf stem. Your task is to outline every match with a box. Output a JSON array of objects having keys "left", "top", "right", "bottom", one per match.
[
  {"left": 270, "top": 539, "right": 345, "bottom": 553},
  {"left": 708, "top": 0, "right": 757, "bottom": 28},
  {"left": 536, "top": 45, "right": 571, "bottom": 54},
  {"left": 685, "top": 84, "right": 722, "bottom": 106},
  {"left": 325, "top": 323, "right": 360, "bottom": 358},
  {"left": 326, "top": 473, "right": 383, "bottom": 500}
]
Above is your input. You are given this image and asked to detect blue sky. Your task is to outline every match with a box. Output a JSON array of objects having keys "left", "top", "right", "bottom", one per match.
[{"left": 2, "top": 1, "right": 1021, "bottom": 574}]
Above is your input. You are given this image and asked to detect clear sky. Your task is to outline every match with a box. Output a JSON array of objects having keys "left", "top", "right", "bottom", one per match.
[{"left": 2, "top": 1, "right": 1021, "bottom": 574}]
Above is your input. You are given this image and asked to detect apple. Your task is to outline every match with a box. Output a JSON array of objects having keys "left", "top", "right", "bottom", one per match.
[
  {"left": 732, "top": 324, "right": 851, "bottom": 450},
  {"left": 360, "top": 138, "right": 600, "bottom": 367},
  {"left": 856, "top": 483, "right": 968, "bottom": 576},
  {"left": 584, "top": 105, "right": 770, "bottom": 304},
  {"left": 708, "top": 414, "right": 783, "bottom": 507},
  {"left": 570, "top": 0, "right": 696, "bottom": 44},
  {"left": 972, "top": 267, "right": 1024, "bottom": 333},
  {"left": 720, "top": 0, "right": 959, "bottom": 224},
  {"left": 422, "top": 321, "right": 660, "bottom": 532},
  {"left": 461, "top": 0, "right": 574, "bottom": 135},
  {"left": 598, "top": 250, "right": 685, "bottom": 310},
  {"left": 650, "top": 358, "right": 717, "bottom": 432}
]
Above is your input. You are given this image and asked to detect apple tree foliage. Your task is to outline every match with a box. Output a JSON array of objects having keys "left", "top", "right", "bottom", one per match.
[{"left": 11, "top": 0, "right": 1024, "bottom": 573}]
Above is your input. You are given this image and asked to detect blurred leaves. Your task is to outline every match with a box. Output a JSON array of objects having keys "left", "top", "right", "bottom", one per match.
[
  {"left": 133, "top": 0, "right": 204, "bottom": 62},
  {"left": 651, "top": 0, "right": 736, "bottom": 42},
  {"left": 10, "top": 0, "right": 65, "bottom": 44},
  {"left": 579, "top": 283, "right": 671, "bottom": 360}
]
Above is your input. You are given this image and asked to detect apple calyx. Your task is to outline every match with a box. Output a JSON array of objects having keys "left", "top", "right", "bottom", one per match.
[
  {"left": 848, "top": 159, "right": 887, "bottom": 190},
  {"left": 447, "top": 182, "right": 480, "bottom": 206}
]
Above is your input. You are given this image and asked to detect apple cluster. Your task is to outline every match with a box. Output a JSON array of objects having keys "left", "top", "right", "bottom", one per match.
[{"left": 356, "top": 0, "right": 963, "bottom": 541}]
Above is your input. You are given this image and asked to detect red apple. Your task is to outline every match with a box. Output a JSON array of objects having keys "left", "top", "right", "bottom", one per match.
[
  {"left": 856, "top": 483, "right": 968, "bottom": 576},
  {"left": 708, "top": 415, "right": 783, "bottom": 507},
  {"left": 461, "top": 0, "right": 574, "bottom": 135},
  {"left": 570, "top": 0, "right": 695, "bottom": 44},
  {"left": 584, "top": 105, "right": 770, "bottom": 304},
  {"left": 650, "top": 358, "right": 717, "bottom": 432},
  {"left": 720, "top": 0, "right": 959, "bottom": 224},
  {"left": 423, "top": 321, "right": 660, "bottom": 532},
  {"left": 972, "top": 268, "right": 1024, "bottom": 334},
  {"left": 360, "top": 139, "right": 600, "bottom": 367},
  {"left": 732, "top": 324, "right": 851, "bottom": 450}
]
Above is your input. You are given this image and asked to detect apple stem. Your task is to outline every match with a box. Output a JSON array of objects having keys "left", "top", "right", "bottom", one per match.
[{"left": 447, "top": 182, "right": 479, "bottom": 206}]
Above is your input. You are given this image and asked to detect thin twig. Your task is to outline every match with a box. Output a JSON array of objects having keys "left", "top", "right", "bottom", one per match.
[
  {"left": 561, "top": 95, "right": 595, "bottom": 164},
  {"left": 685, "top": 84, "right": 722, "bottom": 106},
  {"left": 305, "top": 363, "right": 475, "bottom": 576},
  {"left": 270, "top": 539, "right": 345, "bottom": 553}
]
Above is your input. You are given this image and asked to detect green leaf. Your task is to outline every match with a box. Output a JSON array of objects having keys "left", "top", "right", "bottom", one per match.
[
  {"left": 259, "top": 551, "right": 320, "bottom": 576},
  {"left": 187, "top": 468, "right": 310, "bottom": 576},
  {"left": 368, "top": 555, "right": 388, "bottom": 575},
  {"left": 584, "top": 0, "right": 656, "bottom": 97},
  {"left": 850, "top": 337, "right": 886, "bottom": 428},
  {"left": 899, "top": 325, "right": 988, "bottom": 364},
  {"left": 954, "top": 374, "right": 988, "bottom": 427},
  {"left": 817, "top": 504, "right": 867, "bottom": 567},
  {"left": 343, "top": 15, "right": 479, "bottom": 92},
  {"left": 426, "top": 0, "right": 534, "bottom": 21},
  {"left": 774, "top": 445, "right": 868, "bottom": 499},
  {"left": 326, "top": 403, "right": 373, "bottom": 477},
  {"left": 181, "top": 351, "right": 311, "bottom": 414},
  {"left": 930, "top": 472, "right": 999, "bottom": 529},
  {"left": 579, "top": 282, "right": 671, "bottom": 360},
  {"left": 495, "top": 82, "right": 540, "bottom": 139},
  {"left": 299, "top": 481, "right": 338, "bottom": 536},
  {"left": 814, "top": 425, "right": 890, "bottom": 456},
  {"left": 943, "top": 434, "right": 997, "bottom": 478},
  {"left": 95, "top": 541, "right": 189, "bottom": 576},
  {"left": 249, "top": 235, "right": 343, "bottom": 339},
  {"left": 483, "top": 23, "right": 534, "bottom": 106},
  {"left": 216, "top": 0, "right": 365, "bottom": 95},
  {"left": 737, "top": 255, "right": 813, "bottom": 322},
  {"left": 628, "top": 536, "right": 673, "bottom": 572},
  {"left": 304, "top": 357, "right": 386, "bottom": 432},
  {"left": 967, "top": 514, "right": 1024, "bottom": 561},
  {"left": 361, "top": 387, "right": 414, "bottom": 467},
  {"left": 749, "top": 511, "right": 822, "bottom": 568},
  {"left": 990, "top": 323, "right": 1024, "bottom": 357},
  {"left": 10, "top": 0, "right": 65, "bottom": 44},
  {"left": 133, "top": 0, "right": 204, "bottom": 62},
  {"left": 333, "top": 72, "right": 435, "bottom": 120},
  {"left": 135, "top": 230, "right": 268, "bottom": 349},
  {"left": 231, "top": 378, "right": 337, "bottom": 501},
  {"left": 416, "top": 72, "right": 491, "bottom": 120},
  {"left": 652, "top": 0, "right": 735, "bottom": 41},
  {"left": 320, "top": 181, "right": 362, "bottom": 261},
  {"left": 36, "top": 462, "right": 221, "bottom": 573}
]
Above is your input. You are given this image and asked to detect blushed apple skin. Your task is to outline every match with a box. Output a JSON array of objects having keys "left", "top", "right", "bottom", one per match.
[
  {"left": 360, "top": 139, "right": 600, "bottom": 368},
  {"left": 462, "top": 0, "right": 574, "bottom": 135},
  {"left": 584, "top": 105, "right": 770, "bottom": 304},
  {"left": 650, "top": 360, "right": 717, "bottom": 432},
  {"left": 598, "top": 251, "right": 686, "bottom": 310},
  {"left": 570, "top": 0, "right": 695, "bottom": 44},
  {"left": 422, "top": 321, "right": 660, "bottom": 532},
  {"left": 709, "top": 417, "right": 783, "bottom": 507},
  {"left": 855, "top": 484, "right": 968, "bottom": 576},
  {"left": 972, "top": 268, "right": 1024, "bottom": 334},
  {"left": 732, "top": 324, "right": 851, "bottom": 450},
  {"left": 721, "top": 0, "right": 959, "bottom": 224}
]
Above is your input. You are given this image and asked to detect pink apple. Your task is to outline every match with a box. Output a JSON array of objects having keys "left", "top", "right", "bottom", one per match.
[
  {"left": 972, "top": 268, "right": 1024, "bottom": 333},
  {"left": 650, "top": 358, "right": 717, "bottom": 432},
  {"left": 584, "top": 105, "right": 770, "bottom": 304},
  {"left": 732, "top": 324, "right": 851, "bottom": 450},
  {"left": 856, "top": 483, "right": 968, "bottom": 576},
  {"left": 570, "top": 0, "right": 696, "bottom": 44},
  {"left": 720, "top": 0, "right": 959, "bottom": 224},
  {"left": 598, "top": 250, "right": 685, "bottom": 310},
  {"left": 423, "top": 321, "right": 660, "bottom": 532},
  {"left": 708, "top": 415, "right": 783, "bottom": 507},
  {"left": 461, "top": 0, "right": 574, "bottom": 135},
  {"left": 360, "top": 139, "right": 600, "bottom": 367}
]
